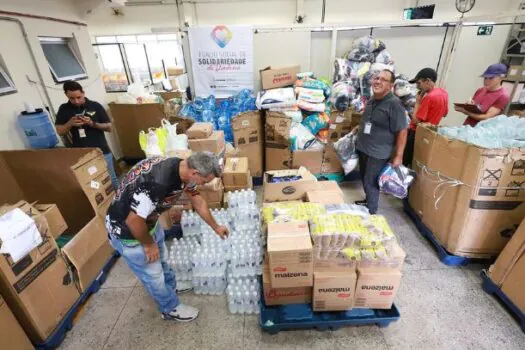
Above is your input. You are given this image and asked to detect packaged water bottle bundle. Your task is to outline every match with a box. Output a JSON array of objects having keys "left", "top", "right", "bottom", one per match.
[
  {"left": 167, "top": 190, "right": 264, "bottom": 310},
  {"left": 226, "top": 277, "right": 261, "bottom": 315}
]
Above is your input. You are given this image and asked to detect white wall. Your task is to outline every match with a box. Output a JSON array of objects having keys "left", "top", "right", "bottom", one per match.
[
  {"left": 0, "top": 0, "right": 113, "bottom": 152},
  {"left": 82, "top": 0, "right": 521, "bottom": 126}
]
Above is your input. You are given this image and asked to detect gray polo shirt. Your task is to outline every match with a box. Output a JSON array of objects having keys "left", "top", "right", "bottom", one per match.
[{"left": 356, "top": 92, "right": 408, "bottom": 160}]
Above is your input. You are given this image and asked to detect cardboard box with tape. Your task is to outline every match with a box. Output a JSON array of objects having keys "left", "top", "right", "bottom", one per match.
[
  {"left": 0, "top": 201, "right": 80, "bottom": 344},
  {"left": 222, "top": 157, "right": 250, "bottom": 188},
  {"left": 267, "top": 221, "right": 313, "bottom": 288},
  {"left": 262, "top": 260, "right": 312, "bottom": 306},
  {"left": 260, "top": 65, "right": 300, "bottom": 90},
  {"left": 188, "top": 130, "right": 225, "bottom": 155},
  {"left": 0, "top": 294, "right": 33, "bottom": 350},
  {"left": 0, "top": 148, "right": 115, "bottom": 295},
  {"left": 354, "top": 267, "right": 402, "bottom": 309},
  {"left": 232, "top": 111, "right": 264, "bottom": 177},
  {"left": 35, "top": 203, "right": 68, "bottom": 239},
  {"left": 409, "top": 124, "right": 525, "bottom": 258},
  {"left": 186, "top": 122, "right": 213, "bottom": 139},
  {"left": 313, "top": 270, "right": 357, "bottom": 312}
]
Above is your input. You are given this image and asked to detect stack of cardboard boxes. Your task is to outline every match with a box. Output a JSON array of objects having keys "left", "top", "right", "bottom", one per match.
[
  {"left": 232, "top": 111, "right": 264, "bottom": 178},
  {"left": 0, "top": 148, "right": 115, "bottom": 344},
  {"left": 409, "top": 124, "right": 525, "bottom": 258},
  {"left": 187, "top": 123, "right": 225, "bottom": 155},
  {"left": 261, "top": 167, "right": 405, "bottom": 312}
]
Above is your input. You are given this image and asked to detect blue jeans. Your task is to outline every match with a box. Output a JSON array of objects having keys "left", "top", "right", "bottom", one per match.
[
  {"left": 108, "top": 223, "right": 179, "bottom": 313},
  {"left": 103, "top": 152, "right": 119, "bottom": 190}
]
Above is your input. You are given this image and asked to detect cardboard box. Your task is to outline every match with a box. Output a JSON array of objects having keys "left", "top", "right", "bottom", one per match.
[
  {"left": 167, "top": 66, "right": 184, "bottom": 77},
  {"left": 500, "top": 252, "right": 525, "bottom": 313},
  {"left": 165, "top": 149, "right": 192, "bottom": 159},
  {"left": 265, "top": 112, "right": 292, "bottom": 146},
  {"left": 224, "top": 176, "right": 253, "bottom": 192},
  {"left": 328, "top": 109, "right": 352, "bottom": 125},
  {"left": 265, "top": 145, "right": 292, "bottom": 171},
  {"left": 188, "top": 130, "right": 225, "bottom": 154},
  {"left": 186, "top": 122, "right": 213, "bottom": 139},
  {"left": 313, "top": 270, "right": 357, "bottom": 311},
  {"left": 260, "top": 65, "right": 300, "bottom": 90},
  {"left": 0, "top": 295, "right": 33, "bottom": 350},
  {"left": 198, "top": 178, "right": 224, "bottom": 205},
  {"left": 0, "top": 148, "right": 115, "bottom": 294},
  {"left": 354, "top": 268, "right": 402, "bottom": 309},
  {"left": 267, "top": 221, "right": 313, "bottom": 288},
  {"left": 321, "top": 146, "right": 343, "bottom": 173},
  {"left": 307, "top": 190, "right": 345, "bottom": 204},
  {"left": 108, "top": 102, "right": 166, "bottom": 158},
  {"left": 292, "top": 150, "right": 324, "bottom": 174},
  {"left": 222, "top": 157, "right": 250, "bottom": 187},
  {"left": 488, "top": 218, "right": 525, "bottom": 286},
  {"left": 35, "top": 203, "right": 68, "bottom": 239},
  {"left": 232, "top": 111, "right": 264, "bottom": 177},
  {"left": 408, "top": 124, "right": 525, "bottom": 258},
  {"left": 262, "top": 261, "right": 312, "bottom": 306},
  {"left": 263, "top": 167, "right": 319, "bottom": 202},
  {"left": 0, "top": 201, "right": 80, "bottom": 343},
  {"left": 327, "top": 123, "right": 352, "bottom": 143}
]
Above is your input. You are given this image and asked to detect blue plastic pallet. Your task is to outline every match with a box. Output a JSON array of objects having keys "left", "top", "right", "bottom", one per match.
[
  {"left": 481, "top": 270, "right": 525, "bottom": 333},
  {"left": 402, "top": 199, "right": 492, "bottom": 266},
  {"left": 35, "top": 251, "right": 120, "bottom": 350},
  {"left": 259, "top": 302, "right": 400, "bottom": 334}
]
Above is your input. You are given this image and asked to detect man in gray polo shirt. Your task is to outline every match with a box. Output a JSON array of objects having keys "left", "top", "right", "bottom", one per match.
[{"left": 355, "top": 69, "right": 408, "bottom": 214}]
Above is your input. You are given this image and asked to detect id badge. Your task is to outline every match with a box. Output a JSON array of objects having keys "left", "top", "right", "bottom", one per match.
[
  {"left": 79, "top": 128, "right": 87, "bottom": 138},
  {"left": 364, "top": 122, "right": 372, "bottom": 135}
]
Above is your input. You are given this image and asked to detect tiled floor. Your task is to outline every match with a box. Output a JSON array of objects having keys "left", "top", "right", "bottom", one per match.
[{"left": 58, "top": 183, "right": 525, "bottom": 350}]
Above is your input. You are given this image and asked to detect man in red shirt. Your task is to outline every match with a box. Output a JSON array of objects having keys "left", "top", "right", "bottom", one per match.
[
  {"left": 455, "top": 63, "right": 510, "bottom": 127},
  {"left": 403, "top": 68, "right": 448, "bottom": 167}
]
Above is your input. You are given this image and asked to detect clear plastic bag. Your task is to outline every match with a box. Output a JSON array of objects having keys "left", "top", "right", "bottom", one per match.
[
  {"left": 332, "top": 131, "right": 359, "bottom": 174},
  {"left": 162, "top": 119, "right": 188, "bottom": 151},
  {"left": 378, "top": 164, "right": 416, "bottom": 199}
]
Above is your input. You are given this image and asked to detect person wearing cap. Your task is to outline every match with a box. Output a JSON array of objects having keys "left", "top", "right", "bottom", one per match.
[
  {"left": 404, "top": 68, "right": 448, "bottom": 167},
  {"left": 455, "top": 63, "right": 510, "bottom": 126}
]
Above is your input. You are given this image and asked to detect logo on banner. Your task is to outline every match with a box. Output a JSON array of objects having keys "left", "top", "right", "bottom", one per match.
[{"left": 211, "top": 25, "right": 233, "bottom": 48}]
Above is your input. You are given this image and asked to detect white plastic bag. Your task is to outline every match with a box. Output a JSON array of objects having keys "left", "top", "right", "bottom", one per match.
[
  {"left": 139, "top": 128, "right": 164, "bottom": 157},
  {"left": 332, "top": 131, "right": 359, "bottom": 174},
  {"left": 162, "top": 119, "right": 188, "bottom": 151}
]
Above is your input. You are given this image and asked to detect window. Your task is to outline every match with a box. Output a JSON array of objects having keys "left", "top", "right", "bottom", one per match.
[
  {"left": 0, "top": 67, "right": 16, "bottom": 95},
  {"left": 93, "top": 34, "right": 186, "bottom": 92},
  {"left": 40, "top": 37, "right": 87, "bottom": 83},
  {"left": 93, "top": 44, "right": 130, "bottom": 92}
]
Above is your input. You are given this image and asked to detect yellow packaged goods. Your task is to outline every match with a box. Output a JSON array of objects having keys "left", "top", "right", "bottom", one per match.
[
  {"left": 262, "top": 202, "right": 326, "bottom": 224},
  {"left": 341, "top": 241, "right": 406, "bottom": 270}
]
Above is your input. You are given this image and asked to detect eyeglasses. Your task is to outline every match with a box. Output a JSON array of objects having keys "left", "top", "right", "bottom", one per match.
[{"left": 372, "top": 76, "right": 391, "bottom": 83}]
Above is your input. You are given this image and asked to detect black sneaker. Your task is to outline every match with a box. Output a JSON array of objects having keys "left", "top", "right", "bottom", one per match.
[
  {"left": 176, "top": 287, "right": 193, "bottom": 294},
  {"left": 355, "top": 200, "right": 368, "bottom": 207},
  {"left": 162, "top": 304, "right": 199, "bottom": 322}
]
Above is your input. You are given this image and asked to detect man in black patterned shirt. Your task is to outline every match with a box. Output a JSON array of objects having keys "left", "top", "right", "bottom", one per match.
[{"left": 106, "top": 152, "right": 227, "bottom": 322}]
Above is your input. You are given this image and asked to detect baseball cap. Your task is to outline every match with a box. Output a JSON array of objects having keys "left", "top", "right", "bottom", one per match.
[
  {"left": 409, "top": 68, "right": 437, "bottom": 84},
  {"left": 481, "top": 63, "right": 507, "bottom": 77}
]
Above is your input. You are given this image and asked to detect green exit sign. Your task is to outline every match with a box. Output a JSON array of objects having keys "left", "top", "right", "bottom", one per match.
[{"left": 477, "top": 25, "right": 493, "bottom": 36}]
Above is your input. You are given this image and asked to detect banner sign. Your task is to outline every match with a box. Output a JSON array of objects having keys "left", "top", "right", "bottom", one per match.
[{"left": 189, "top": 25, "right": 254, "bottom": 97}]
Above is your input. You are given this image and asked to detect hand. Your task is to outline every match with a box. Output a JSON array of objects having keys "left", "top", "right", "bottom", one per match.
[
  {"left": 391, "top": 155, "right": 402, "bottom": 168},
  {"left": 143, "top": 243, "right": 160, "bottom": 263},
  {"left": 82, "top": 116, "right": 94, "bottom": 127},
  {"left": 214, "top": 225, "right": 229, "bottom": 240},
  {"left": 351, "top": 126, "right": 359, "bottom": 134},
  {"left": 68, "top": 116, "right": 84, "bottom": 128},
  {"left": 416, "top": 92, "right": 424, "bottom": 103}
]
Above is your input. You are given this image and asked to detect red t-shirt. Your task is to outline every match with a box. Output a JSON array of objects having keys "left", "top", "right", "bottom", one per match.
[
  {"left": 409, "top": 88, "right": 449, "bottom": 130},
  {"left": 463, "top": 87, "right": 510, "bottom": 127}
]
